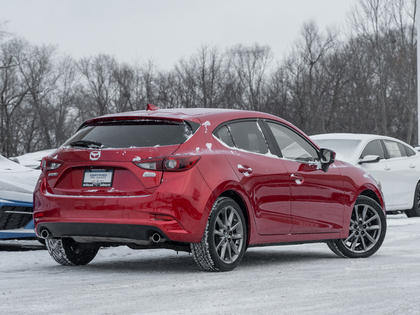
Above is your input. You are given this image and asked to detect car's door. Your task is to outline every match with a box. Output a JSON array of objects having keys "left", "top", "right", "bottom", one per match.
[
  {"left": 264, "top": 121, "right": 345, "bottom": 234},
  {"left": 358, "top": 139, "right": 394, "bottom": 206},
  {"left": 213, "top": 120, "right": 293, "bottom": 235},
  {"left": 359, "top": 139, "right": 419, "bottom": 209},
  {"left": 381, "top": 140, "right": 419, "bottom": 209}
]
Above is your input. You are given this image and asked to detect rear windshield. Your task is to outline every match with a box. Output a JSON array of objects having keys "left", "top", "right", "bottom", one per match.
[
  {"left": 312, "top": 139, "right": 361, "bottom": 158},
  {"left": 63, "top": 120, "right": 197, "bottom": 148}
]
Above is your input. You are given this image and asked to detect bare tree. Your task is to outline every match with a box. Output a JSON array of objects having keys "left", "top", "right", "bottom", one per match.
[
  {"left": 281, "top": 21, "right": 338, "bottom": 132},
  {"left": 77, "top": 54, "right": 118, "bottom": 118},
  {"left": 227, "top": 43, "right": 273, "bottom": 111},
  {"left": 16, "top": 43, "right": 60, "bottom": 151},
  {"left": 387, "top": 0, "right": 417, "bottom": 143},
  {"left": 348, "top": 0, "right": 393, "bottom": 136},
  {"left": 0, "top": 38, "right": 30, "bottom": 156}
]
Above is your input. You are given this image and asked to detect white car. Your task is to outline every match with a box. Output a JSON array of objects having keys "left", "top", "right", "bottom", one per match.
[
  {"left": 311, "top": 133, "right": 420, "bottom": 217},
  {"left": 10, "top": 149, "right": 57, "bottom": 169},
  {"left": 0, "top": 154, "right": 41, "bottom": 239}
]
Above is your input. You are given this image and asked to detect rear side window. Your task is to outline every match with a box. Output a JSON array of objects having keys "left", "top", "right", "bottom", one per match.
[
  {"left": 404, "top": 145, "right": 416, "bottom": 157},
  {"left": 63, "top": 121, "right": 195, "bottom": 148},
  {"left": 383, "top": 140, "right": 405, "bottom": 158},
  {"left": 214, "top": 126, "right": 234, "bottom": 147}
]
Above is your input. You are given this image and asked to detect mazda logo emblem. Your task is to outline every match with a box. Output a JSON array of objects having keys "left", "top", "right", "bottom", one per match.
[{"left": 90, "top": 151, "right": 101, "bottom": 161}]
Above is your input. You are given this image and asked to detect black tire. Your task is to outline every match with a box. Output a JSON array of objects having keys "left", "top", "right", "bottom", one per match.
[
  {"left": 191, "top": 197, "right": 247, "bottom": 272},
  {"left": 37, "top": 238, "right": 46, "bottom": 246},
  {"left": 405, "top": 182, "right": 420, "bottom": 217},
  {"left": 46, "top": 238, "right": 99, "bottom": 266},
  {"left": 327, "top": 195, "right": 386, "bottom": 258}
]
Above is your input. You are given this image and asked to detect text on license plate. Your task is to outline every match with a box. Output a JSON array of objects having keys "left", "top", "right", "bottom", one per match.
[{"left": 83, "top": 169, "right": 114, "bottom": 187}]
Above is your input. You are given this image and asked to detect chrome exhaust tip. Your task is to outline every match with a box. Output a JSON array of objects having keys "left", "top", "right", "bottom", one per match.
[
  {"left": 151, "top": 233, "right": 165, "bottom": 243},
  {"left": 40, "top": 229, "right": 51, "bottom": 239}
]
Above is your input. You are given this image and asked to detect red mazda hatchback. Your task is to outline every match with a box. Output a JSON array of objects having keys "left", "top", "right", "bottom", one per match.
[{"left": 33, "top": 105, "right": 386, "bottom": 271}]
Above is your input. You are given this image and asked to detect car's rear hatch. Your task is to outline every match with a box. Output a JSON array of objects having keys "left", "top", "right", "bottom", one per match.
[{"left": 42, "top": 118, "right": 200, "bottom": 197}]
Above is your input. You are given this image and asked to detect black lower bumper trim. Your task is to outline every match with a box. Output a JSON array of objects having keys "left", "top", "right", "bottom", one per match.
[{"left": 37, "top": 222, "right": 167, "bottom": 243}]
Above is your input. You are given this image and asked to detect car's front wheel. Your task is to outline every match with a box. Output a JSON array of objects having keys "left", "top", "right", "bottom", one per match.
[
  {"left": 191, "top": 197, "right": 247, "bottom": 272},
  {"left": 46, "top": 238, "right": 99, "bottom": 266},
  {"left": 327, "top": 195, "right": 386, "bottom": 258}
]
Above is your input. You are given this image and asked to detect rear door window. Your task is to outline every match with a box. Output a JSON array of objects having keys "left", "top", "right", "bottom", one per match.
[
  {"left": 214, "top": 120, "right": 269, "bottom": 154},
  {"left": 360, "top": 140, "right": 385, "bottom": 159}
]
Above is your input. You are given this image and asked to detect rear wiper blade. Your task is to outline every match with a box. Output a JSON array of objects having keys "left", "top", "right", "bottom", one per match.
[{"left": 69, "top": 140, "right": 103, "bottom": 148}]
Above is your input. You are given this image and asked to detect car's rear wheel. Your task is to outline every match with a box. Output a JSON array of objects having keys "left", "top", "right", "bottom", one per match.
[
  {"left": 46, "top": 238, "right": 99, "bottom": 266},
  {"left": 327, "top": 195, "right": 386, "bottom": 258},
  {"left": 405, "top": 182, "right": 420, "bottom": 217},
  {"left": 191, "top": 197, "right": 247, "bottom": 272}
]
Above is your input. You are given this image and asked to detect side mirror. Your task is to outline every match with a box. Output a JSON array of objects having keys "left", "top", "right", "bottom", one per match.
[
  {"left": 319, "top": 148, "right": 336, "bottom": 172},
  {"left": 358, "top": 155, "right": 380, "bottom": 165}
]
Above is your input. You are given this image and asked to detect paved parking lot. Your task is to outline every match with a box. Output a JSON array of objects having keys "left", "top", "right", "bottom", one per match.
[{"left": 1, "top": 214, "right": 419, "bottom": 315}]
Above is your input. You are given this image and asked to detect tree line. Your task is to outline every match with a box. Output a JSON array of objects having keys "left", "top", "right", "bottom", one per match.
[{"left": 0, "top": 0, "right": 417, "bottom": 157}]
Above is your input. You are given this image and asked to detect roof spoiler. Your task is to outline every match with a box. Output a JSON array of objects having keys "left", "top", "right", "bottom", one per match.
[{"left": 147, "top": 103, "right": 159, "bottom": 111}]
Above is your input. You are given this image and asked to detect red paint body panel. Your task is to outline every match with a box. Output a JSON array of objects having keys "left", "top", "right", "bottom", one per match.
[
  {"left": 35, "top": 166, "right": 213, "bottom": 243},
  {"left": 33, "top": 108, "right": 385, "bottom": 248}
]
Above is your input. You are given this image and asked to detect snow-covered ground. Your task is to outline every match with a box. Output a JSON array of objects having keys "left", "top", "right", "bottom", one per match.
[{"left": 1, "top": 214, "right": 419, "bottom": 315}]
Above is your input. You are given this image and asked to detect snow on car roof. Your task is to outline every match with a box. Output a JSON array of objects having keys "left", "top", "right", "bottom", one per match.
[
  {"left": 311, "top": 133, "right": 381, "bottom": 141},
  {"left": 310, "top": 133, "right": 408, "bottom": 143}
]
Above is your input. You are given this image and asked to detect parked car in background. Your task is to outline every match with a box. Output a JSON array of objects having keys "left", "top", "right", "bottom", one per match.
[
  {"left": 0, "top": 154, "right": 41, "bottom": 239},
  {"left": 34, "top": 106, "right": 386, "bottom": 271},
  {"left": 311, "top": 133, "right": 420, "bottom": 217},
  {"left": 9, "top": 149, "right": 57, "bottom": 169}
]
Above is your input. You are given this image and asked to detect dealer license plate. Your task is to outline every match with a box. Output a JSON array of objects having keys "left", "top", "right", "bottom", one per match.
[{"left": 82, "top": 169, "right": 114, "bottom": 187}]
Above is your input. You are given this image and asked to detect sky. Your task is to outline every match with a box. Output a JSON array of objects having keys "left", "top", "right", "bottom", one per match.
[{"left": 1, "top": 0, "right": 357, "bottom": 69}]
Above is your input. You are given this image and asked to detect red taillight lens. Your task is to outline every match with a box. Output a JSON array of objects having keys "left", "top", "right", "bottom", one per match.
[
  {"left": 33, "top": 212, "right": 44, "bottom": 218},
  {"left": 164, "top": 156, "right": 201, "bottom": 171},
  {"left": 41, "top": 157, "right": 63, "bottom": 171},
  {"left": 134, "top": 155, "right": 201, "bottom": 172}
]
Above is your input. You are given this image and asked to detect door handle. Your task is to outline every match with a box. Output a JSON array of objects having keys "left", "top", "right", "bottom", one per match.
[
  {"left": 237, "top": 164, "right": 253, "bottom": 175},
  {"left": 291, "top": 173, "right": 304, "bottom": 185},
  {"left": 384, "top": 165, "right": 391, "bottom": 170},
  {"left": 409, "top": 164, "right": 415, "bottom": 169}
]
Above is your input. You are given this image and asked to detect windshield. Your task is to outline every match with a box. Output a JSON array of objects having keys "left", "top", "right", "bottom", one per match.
[
  {"left": 311, "top": 139, "right": 361, "bottom": 159},
  {"left": 63, "top": 121, "right": 195, "bottom": 149}
]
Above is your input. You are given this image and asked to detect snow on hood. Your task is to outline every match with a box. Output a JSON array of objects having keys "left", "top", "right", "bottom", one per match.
[
  {"left": 11, "top": 148, "right": 56, "bottom": 169},
  {"left": 0, "top": 155, "right": 41, "bottom": 203}
]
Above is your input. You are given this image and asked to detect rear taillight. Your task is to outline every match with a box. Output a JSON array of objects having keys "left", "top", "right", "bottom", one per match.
[
  {"left": 134, "top": 155, "right": 201, "bottom": 172},
  {"left": 41, "top": 157, "right": 63, "bottom": 171}
]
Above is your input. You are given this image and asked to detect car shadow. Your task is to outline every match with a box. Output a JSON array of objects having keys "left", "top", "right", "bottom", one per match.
[
  {"left": 79, "top": 245, "right": 337, "bottom": 274},
  {"left": 0, "top": 240, "right": 47, "bottom": 251},
  {"left": 240, "top": 246, "right": 337, "bottom": 267}
]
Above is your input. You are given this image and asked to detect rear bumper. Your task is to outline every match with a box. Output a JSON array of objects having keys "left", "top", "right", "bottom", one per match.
[
  {"left": 33, "top": 169, "right": 212, "bottom": 244},
  {"left": 36, "top": 222, "right": 166, "bottom": 245}
]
